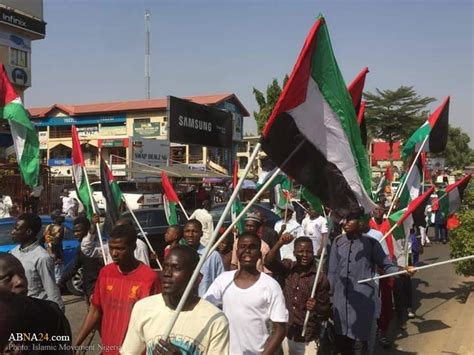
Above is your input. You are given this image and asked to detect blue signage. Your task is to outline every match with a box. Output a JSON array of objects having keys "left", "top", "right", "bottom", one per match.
[
  {"left": 48, "top": 158, "right": 72, "bottom": 166},
  {"left": 34, "top": 115, "right": 126, "bottom": 127}
]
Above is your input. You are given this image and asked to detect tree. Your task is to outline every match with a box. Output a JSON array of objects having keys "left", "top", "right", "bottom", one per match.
[
  {"left": 435, "top": 126, "right": 474, "bottom": 169},
  {"left": 450, "top": 185, "right": 474, "bottom": 276},
  {"left": 364, "top": 86, "right": 435, "bottom": 160},
  {"left": 252, "top": 75, "right": 288, "bottom": 134}
]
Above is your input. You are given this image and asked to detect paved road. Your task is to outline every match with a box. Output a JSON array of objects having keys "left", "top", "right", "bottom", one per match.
[
  {"left": 378, "top": 241, "right": 474, "bottom": 354},
  {"left": 64, "top": 241, "right": 473, "bottom": 354}
]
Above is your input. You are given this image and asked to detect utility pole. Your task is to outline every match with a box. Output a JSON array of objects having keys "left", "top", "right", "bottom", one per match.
[{"left": 145, "top": 9, "right": 151, "bottom": 99}]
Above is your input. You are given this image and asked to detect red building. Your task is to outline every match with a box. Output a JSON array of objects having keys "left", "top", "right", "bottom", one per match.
[{"left": 370, "top": 140, "right": 401, "bottom": 166}]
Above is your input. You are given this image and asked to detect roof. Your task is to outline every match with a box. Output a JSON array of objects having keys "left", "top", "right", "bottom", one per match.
[{"left": 28, "top": 93, "right": 250, "bottom": 118}]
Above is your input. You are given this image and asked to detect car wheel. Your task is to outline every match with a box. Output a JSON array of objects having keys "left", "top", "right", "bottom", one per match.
[{"left": 66, "top": 267, "right": 84, "bottom": 296}]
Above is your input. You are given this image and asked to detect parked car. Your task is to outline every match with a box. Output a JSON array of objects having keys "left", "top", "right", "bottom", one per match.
[
  {"left": 209, "top": 202, "right": 280, "bottom": 229},
  {"left": 120, "top": 207, "right": 187, "bottom": 264},
  {"left": 70, "top": 181, "right": 162, "bottom": 212},
  {"left": 0, "top": 216, "right": 82, "bottom": 295}
]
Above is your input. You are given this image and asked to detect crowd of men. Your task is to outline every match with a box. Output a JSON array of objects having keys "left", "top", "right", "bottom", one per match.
[{"left": 0, "top": 196, "right": 425, "bottom": 355}]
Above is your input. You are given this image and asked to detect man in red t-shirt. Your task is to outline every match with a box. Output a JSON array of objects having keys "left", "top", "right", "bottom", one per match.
[
  {"left": 75, "top": 224, "right": 160, "bottom": 354},
  {"left": 369, "top": 206, "right": 395, "bottom": 348}
]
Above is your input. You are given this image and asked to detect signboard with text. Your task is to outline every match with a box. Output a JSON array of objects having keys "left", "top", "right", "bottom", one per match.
[
  {"left": 168, "top": 96, "right": 232, "bottom": 148},
  {"left": 133, "top": 121, "right": 161, "bottom": 137},
  {"left": 132, "top": 138, "right": 170, "bottom": 166}
]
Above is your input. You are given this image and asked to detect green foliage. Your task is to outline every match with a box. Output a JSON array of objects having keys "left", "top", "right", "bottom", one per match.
[
  {"left": 252, "top": 75, "right": 289, "bottom": 134},
  {"left": 364, "top": 86, "right": 435, "bottom": 157},
  {"left": 434, "top": 126, "right": 474, "bottom": 169},
  {"left": 449, "top": 184, "right": 474, "bottom": 276}
]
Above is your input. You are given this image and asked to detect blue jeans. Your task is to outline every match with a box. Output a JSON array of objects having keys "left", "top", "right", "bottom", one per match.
[{"left": 435, "top": 224, "right": 447, "bottom": 243}]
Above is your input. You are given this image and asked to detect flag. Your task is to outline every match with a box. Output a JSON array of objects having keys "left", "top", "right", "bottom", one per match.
[
  {"left": 420, "top": 152, "right": 431, "bottom": 181},
  {"left": 438, "top": 174, "right": 472, "bottom": 216},
  {"left": 388, "top": 187, "right": 434, "bottom": 240},
  {"left": 231, "top": 160, "right": 245, "bottom": 233},
  {"left": 347, "top": 68, "right": 369, "bottom": 147},
  {"left": 374, "top": 166, "right": 392, "bottom": 201},
  {"left": 260, "top": 16, "right": 376, "bottom": 218},
  {"left": 72, "top": 126, "right": 94, "bottom": 219},
  {"left": 0, "top": 64, "right": 39, "bottom": 187},
  {"left": 272, "top": 174, "right": 292, "bottom": 210},
  {"left": 100, "top": 156, "right": 123, "bottom": 232},
  {"left": 161, "top": 171, "right": 179, "bottom": 225},
  {"left": 401, "top": 97, "right": 450, "bottom": 160},
  {"left": 397, "top": 155, "right": 423, "bottom": 209},
  {"left": 256, "top": 166, "right": 279, "bottom": 190},
  {"left": 301, "top": 186, "right": 324, "bottom": 215}
]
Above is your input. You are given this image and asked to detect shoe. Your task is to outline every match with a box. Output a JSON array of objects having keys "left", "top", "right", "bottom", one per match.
[
  {"left": 380, "top": 337, "right": 391, "bottom": 348},
  {"left": 407, "top": 309, "right": 415, "bottom": 318}
]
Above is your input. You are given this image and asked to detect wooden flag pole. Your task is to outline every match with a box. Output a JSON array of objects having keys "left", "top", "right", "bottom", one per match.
[
  {"left": 302, "top": 243, "right": 327, "bottom": 337},
  {"left": 358, "top": 254, "right": 474, "bottom": 284},
  {"left": 160, "top": 142, "right": 263, "bottom": 340},
  {"left": 82, "top": 166, "right": 107, "bottom": 266},
  {"left": 387, "top": 135, "right": 429, "bottom": 216},
  {"left": 379, "top": 223, "right": 399, "bottom": 243},
  {"left": 207, "top": 141, "right": 305, "bottom": 258},
  {"left": 122, "top": 196, "right": 162, "bottom": 269},
  {"left": 178, "top": 201, "right": 190, "bottom": 220}
]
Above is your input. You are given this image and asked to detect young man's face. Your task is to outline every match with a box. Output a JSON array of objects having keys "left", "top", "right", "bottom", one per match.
[
  {"left": 161, "top": 250, "right": 195, "bottom": 297},
  {"left": 308, "top": 208, "right": 319, "bottom": 219},
  {"left": 343, "top": 219, "right": 360, "bottom": 234},
  {"left": 293, "top": 241, "right": 314, "bottom": 267},
  {"left": 244, "top": 220, "right": 260, "bottom": 234},
  {"left": 73, "top": 223, "right": 89, "bottom": 239},
  {"left": 164, "top": 227, "right": 179, "bottom": 244},
  {"left": 108, "top": 238, "right": 135, "bottom": 266},
  {"left": 11, "top": 219, "right": 32, "bottom": 244},
  {"left": 0, "top": 258, "right": 27, "bottom": 295},
  {"left": 183, "top": 223, "right": 202, "bottom": 249},
  {"left": 236, "top": 236, "right": 261, "bottom": 268}
]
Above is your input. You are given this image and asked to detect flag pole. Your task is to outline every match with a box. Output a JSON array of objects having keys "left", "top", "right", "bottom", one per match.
[
  {"left": 160, "top": 141, "right": 264, "bottom": 339},
  {"left": 358, "top": 254, "right": 474, "bottom": 283},
  {"left": 387, "top": 135, "right": 429, "bottom": 216},
  {"left": 301, "top": 237, "right": 328, "bottom": 337},
  {"left": 177, "top": 201, "right": 190, "bottom": 220},
  {"left": 294, "top": 199, "right": 308, "bottom": 212},
  {"left": 207, "top": 141, "right": 306, "bottom": 258},
  {"left": 379, "top": 223, "right": 398, "bottom": 243},
  {"left": 121, "top": 196, "right": 162, "bottom": 269},
  {"left": 82, "top": 166, "right": 107, "bottom": 265}
]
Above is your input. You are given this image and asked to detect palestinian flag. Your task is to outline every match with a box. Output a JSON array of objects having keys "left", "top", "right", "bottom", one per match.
[
  {"left": 72, "top": 126, "right": 94, "bottom": 219},
  {"left": 231, "top": 160, "right": 245, "bottom": 233},
  {"left": 347, "top": 67, "right": 369, "bottom": 146},
  {"left": 388, "top": 187, "right": 435, "bottom": 240},
  {"left": 402, "top": 97, "right": 450, "bottom": 160},
  {"left": 438, "top": 174, "right": 472, "bottom": 216},
  {"left": 273, "top": 174, "right": 293, "bottom": 210},
  {"left": 374, "top": 165, "right": 392, "bottom": 201},
  {"left": 0, "top": 64, "right": 39, "bottom": 187},
  {"left": 397, "top": 155, "right": 423, "bottom": 209},
  {"left": 100, "top": 156, "right": 123, "bottom": 232},
  {"left": 261, "top": 15, "right": 376, "bottom": 218},
  {"left": 161, "top": 171, "right": 179, "bottom": 225}
]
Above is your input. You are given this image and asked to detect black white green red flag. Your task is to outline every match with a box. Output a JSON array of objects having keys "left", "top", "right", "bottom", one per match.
[
  {"left": 402, "top": 97, "right": 450, "bottom": 160},
  {"left": 260, "top": 15, "right": 375, "bottom": 218},
  {"left": 100, "top": 156, "right": 123, "bottom": 231},
  {"left": 388, "top": 187, "right": 434, "bottom": 240},
  {"left": 347, "top": 67, "right": 369, "bottom": 147},
  {"left": 231, "top": 160, "right": 245, "bottom": 234},
  {"left": 161, "top": 171, "right": 179, "bottom": 225},
  {"left": 72, "top": 126, "right": 94, "bottom": 220},
  {"left": 438, "top": 174, "right": 472, "bottom": 216},
  {"left": 0, "top": 64, "right": 39, "bottom": 187}
]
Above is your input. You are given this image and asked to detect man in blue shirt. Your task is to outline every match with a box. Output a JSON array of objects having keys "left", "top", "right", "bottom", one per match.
[
  {"left": 328, "top": 211, "right": 414, "bottom": 354},
  {"left": 183, "top": 219, "right": 224, "bottom": 296}
]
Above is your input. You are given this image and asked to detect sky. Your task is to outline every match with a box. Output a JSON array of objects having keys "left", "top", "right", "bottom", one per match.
[{"left": 26, "top": 0, "right": 473, "bottom": 143}]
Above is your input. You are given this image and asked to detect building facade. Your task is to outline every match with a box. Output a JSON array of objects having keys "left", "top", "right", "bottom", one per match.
[{"left": 28, "top": 94, "right": 249, "bottom": 181}]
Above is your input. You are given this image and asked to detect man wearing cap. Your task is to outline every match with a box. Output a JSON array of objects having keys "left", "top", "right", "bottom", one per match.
[
  {"left": 273, "top": 205, "right": 304, "bottom": 260},
  {"left": 230, "top": 212, "right": 271, "bottom": 274},
  {"left": 328, "top": 210, "right": 414, "bottom": 355}
]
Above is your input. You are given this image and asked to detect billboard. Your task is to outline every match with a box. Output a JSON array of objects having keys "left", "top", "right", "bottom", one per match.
[
  {"left": 132, "top": 138, "right": 169, "bottom": 166},
  {"left": 168, "top": 96, "right": 232, "bottom": 148},
  {"left": 133, "top": 121, "right": 161, "bottom": 137}
]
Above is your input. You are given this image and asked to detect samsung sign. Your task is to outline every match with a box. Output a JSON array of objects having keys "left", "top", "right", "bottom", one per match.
[{"left": 168, "top": 96, "right": 232, "bottom": 148}]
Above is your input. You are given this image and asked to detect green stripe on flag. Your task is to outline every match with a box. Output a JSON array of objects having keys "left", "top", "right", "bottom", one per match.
[
  {"left": 402, "top": 122, "right": 431, "bottom": 160},
  {"left": 311, "top": 18, "right": 372, "bottom": 196},
  {"left": 388, "top": 209, "right": 406, "bottom": 240}
]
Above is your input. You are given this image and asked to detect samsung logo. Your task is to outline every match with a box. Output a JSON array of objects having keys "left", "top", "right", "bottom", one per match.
[{"left": 178, "top": 115, "right": 212, "bottom": 132}]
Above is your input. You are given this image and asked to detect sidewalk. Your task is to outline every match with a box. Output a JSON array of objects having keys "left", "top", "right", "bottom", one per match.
[{"left": 380, "top": 243, "right": 474, "bottom": 354}]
